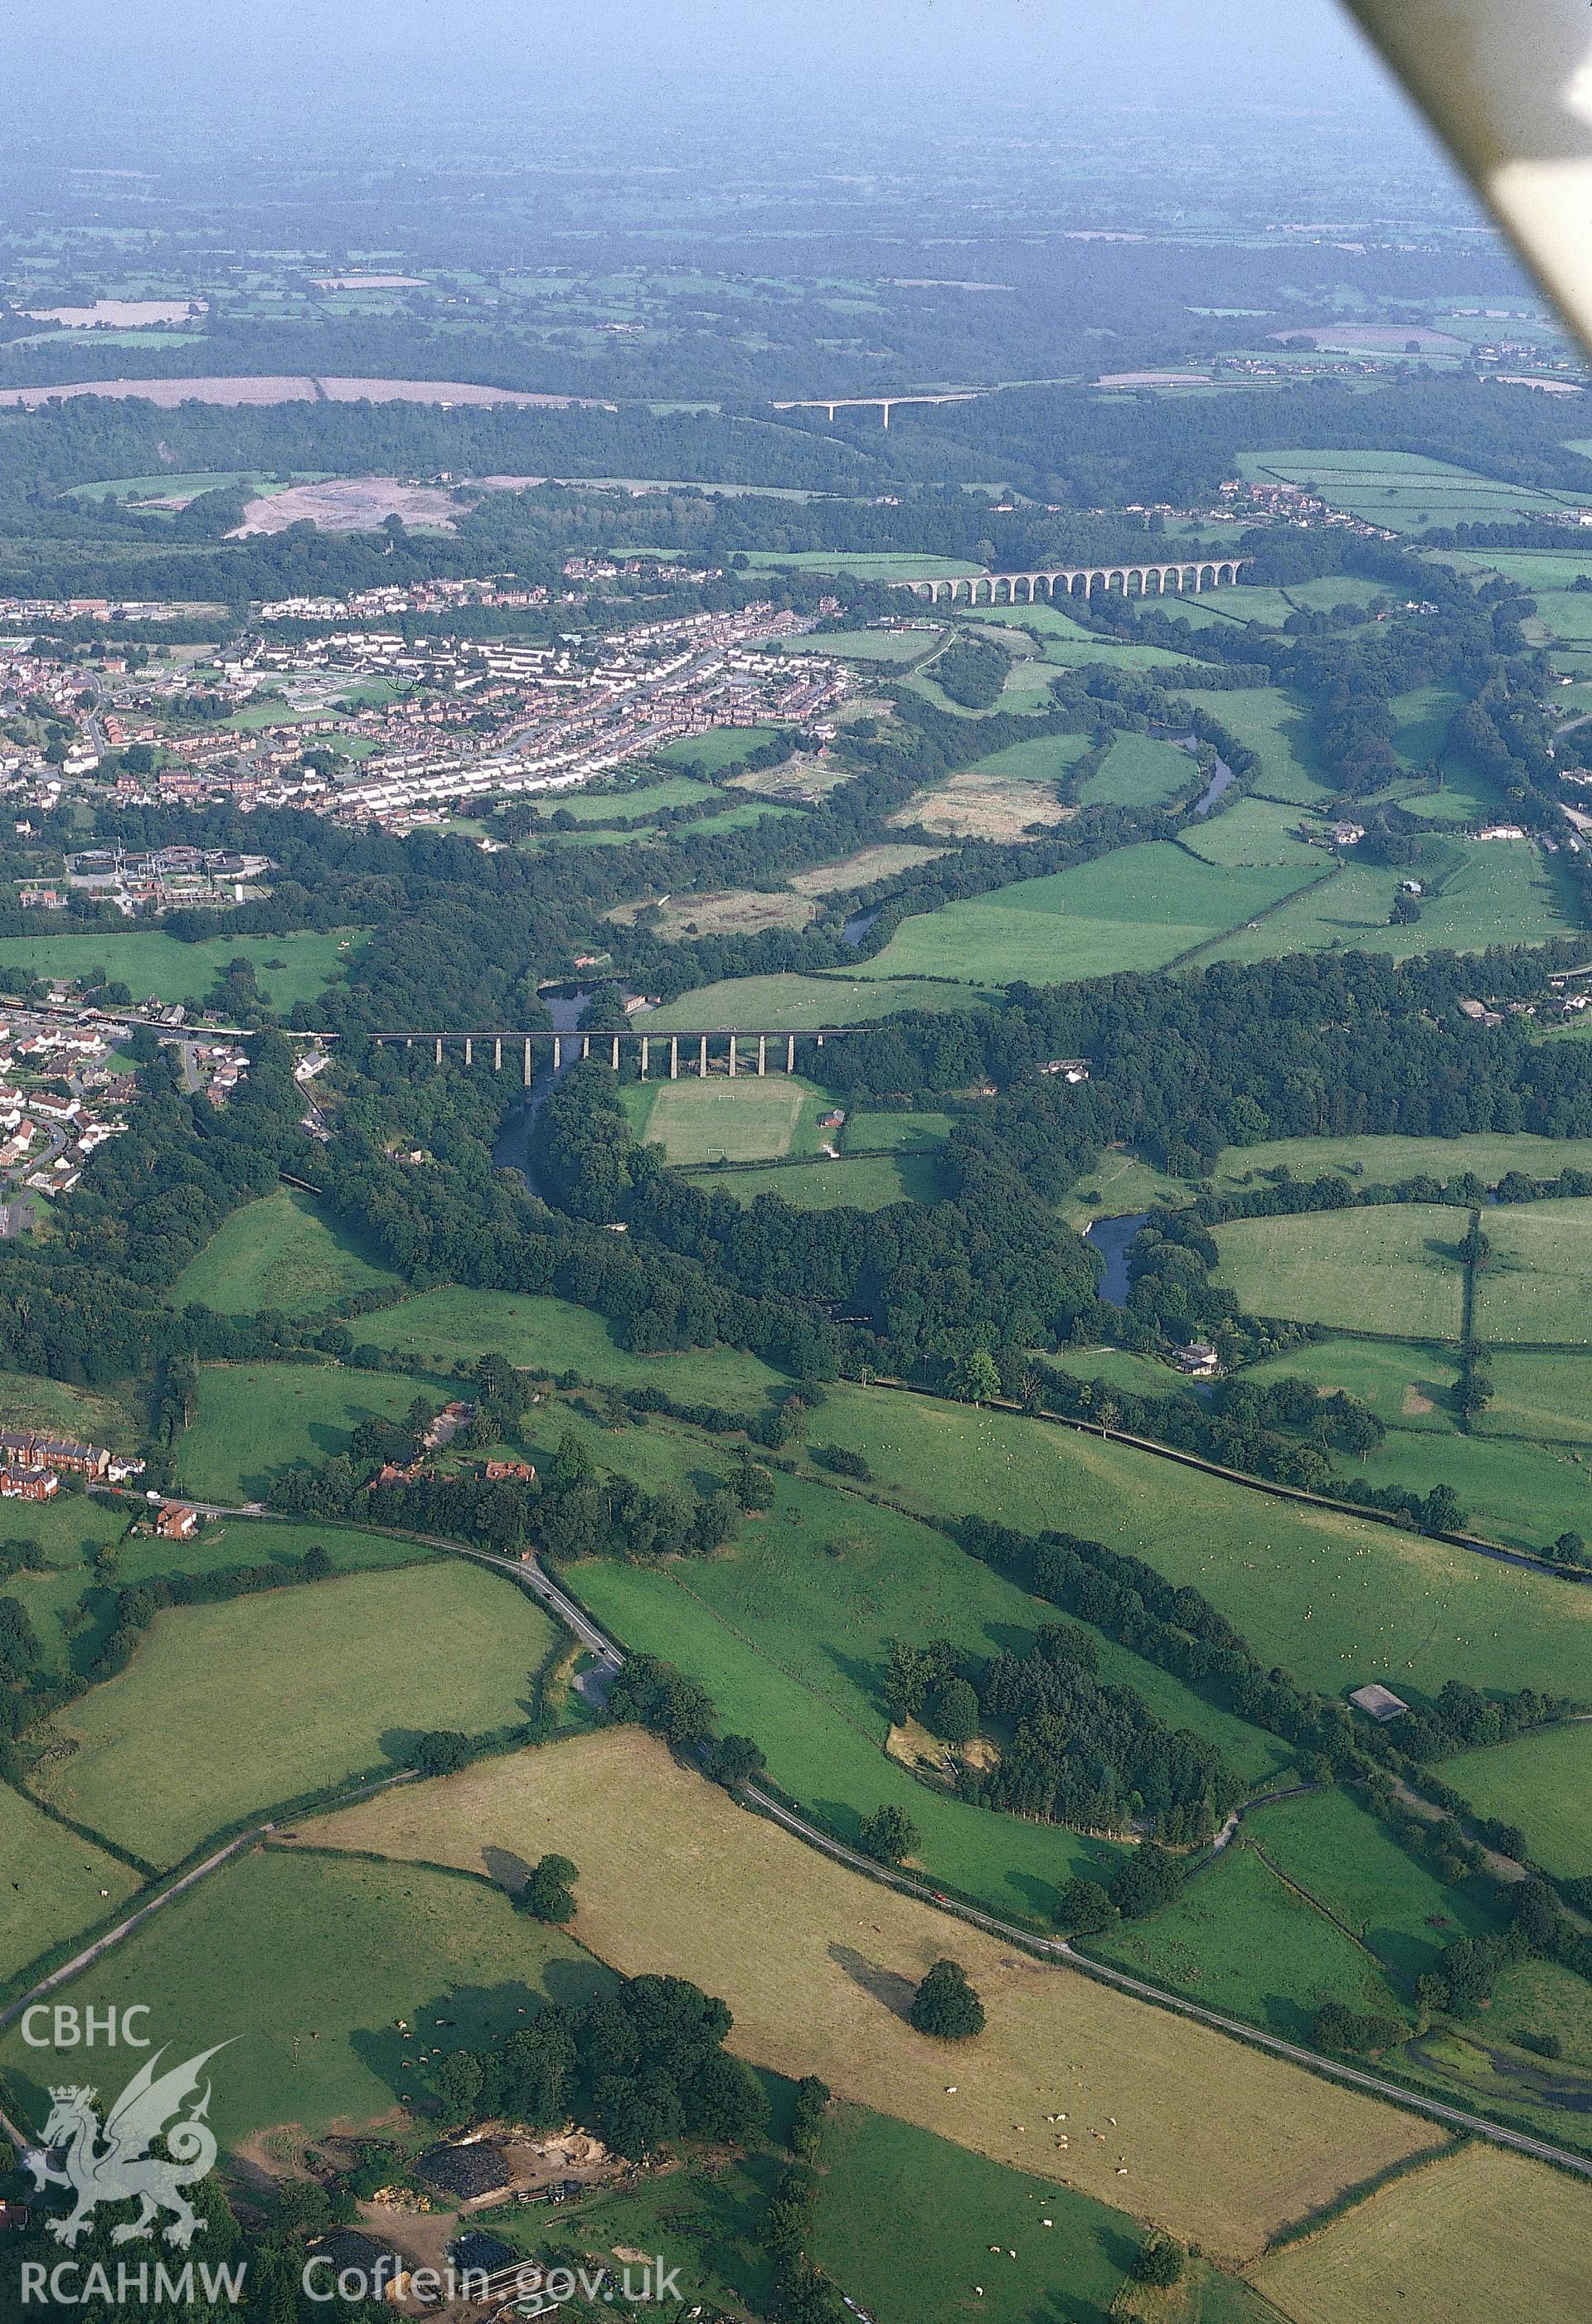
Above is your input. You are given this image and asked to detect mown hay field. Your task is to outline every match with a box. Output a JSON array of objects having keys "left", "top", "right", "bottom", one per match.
[
  {"left": 1248, "top": 2142, "right": 1592, "bottom": 2324},
  {"left": 623, "top": 1073, "right": 823, "bottom": 1164},
  {"left": 298, "top": 1728, "right": 1440, "bottom": 2260}
]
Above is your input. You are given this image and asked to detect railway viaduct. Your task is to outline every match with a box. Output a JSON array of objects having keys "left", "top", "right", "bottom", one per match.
[{"left": 899, "top": 557, "right": 1250, "bottom": 604}]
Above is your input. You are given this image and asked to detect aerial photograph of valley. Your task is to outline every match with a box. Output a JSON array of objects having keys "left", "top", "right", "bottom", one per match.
[{"left": 0, "top": 3, "right": 1589, "bottom": 2319}]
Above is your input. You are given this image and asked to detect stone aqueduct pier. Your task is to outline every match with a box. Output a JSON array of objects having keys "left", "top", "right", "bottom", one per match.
[
  {"left": 366, "top": 1026, "right": 848, "bottom": 1088},
  {"left": 897, "top": 556, "right": 1250, "bottom": 605}
]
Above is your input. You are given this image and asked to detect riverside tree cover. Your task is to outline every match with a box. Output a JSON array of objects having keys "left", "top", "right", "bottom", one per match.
[
  {"left": 0, "top": 370, "right": 1586, "bottom": 604},
  {"left": 12, "top": 934, "right": 1592, "bottom": 1463}
]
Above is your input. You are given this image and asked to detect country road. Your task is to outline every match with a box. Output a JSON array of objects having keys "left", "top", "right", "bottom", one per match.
[
  {"left": 7, "top": 1536, "right": 1590, "bottom": 2188},
  {"left": 465, "top": 1549, "right": 1592, "bottom": 2181}
]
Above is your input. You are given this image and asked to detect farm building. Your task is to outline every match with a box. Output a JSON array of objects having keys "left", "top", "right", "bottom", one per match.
[
  {"left": 1349, "top": 1682, "right": 1410, "bottom": 1722},
  {"left": 1174, "top": 1342, "right": 1221, "bottom": 1376},
  {"left": 154, "top": 1502, "right": 201, "bottom": 1540}
]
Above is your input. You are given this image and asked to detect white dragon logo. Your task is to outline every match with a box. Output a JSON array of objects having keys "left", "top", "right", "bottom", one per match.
[{"left": 22, "top": 2045, "right": 231, "bottom": 2250}]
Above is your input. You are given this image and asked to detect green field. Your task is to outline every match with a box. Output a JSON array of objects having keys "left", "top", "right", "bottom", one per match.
[
  {"left": 1090, "top": 1838, "right": 1400, "bottom": 2044},
  {"left": 1444, "top": 1725, "right": 1592, "bottom": 1878},
  {"left": 1450, "top": 549, "right": 1592, "bottom": 592},
  {"left": 621, "top": 1073, "right": 832, "bottom": 1164},
  {"left": 167, "top": 1188, "right": 401, "bottom": 1320},
  {"left": 118, "top": 1514, "right": 430, "bottom": 1590},
  {"left": 576, "top": 1552, "right": 1125, "bottom": 1919},
  {"left": 963, "top": 603, "right": 1101, "bottom": 643},
  {"left": 1531, "top": 592, "right": 1592, "bottom": 647},
  {"left": 64, "top": 468, "right": 326, "bottom": 504},
  {"left": 1239, "top": 449, "right": 1585, "bottom": 535},
  {"left": 1078, "top": 731, "right": 1196, "bottom": 808},
  {"left": 523, "top": 773, "right": 718, "bottom": 821},
  {"left": 0, "top": 1366, "right": 138, "bottom": 1452},
  {"left": 1479, "top": 1347, "right": 1592, "bottom": 1443},
  {"left": 1058, "top": 1343, "right": 1211, "bottom": 1403},
  {"left": 1176, "top": 687, "right": 1335, "bottom": 804},
  {"left": 0, "top": 1846, "right": 609, "bottom": 2147},
  {"left": 657, "top": 722, "right": 778, "bottom": 769},
  {"left": 799, "top": 1382, "right": 1592, "bottom": 1703},
  {"left": 8, "top": 1502, "right": 438, "bottom": 1686},
  {"left": 1473, "top": 1201, "right": 1592, "bottom": 1345},
  {"left": 182, "top": 1361, "right": 444, "bottom": 1502},
  {"left": 342, "top": 1286, "right": 784, "bottom": 1406},
  {"left": 1246, "top": 1788, "right": 1491, "bottom": 1983},
  {"left": 1236, "top": 1333, "right": 1592, "bottom": 1555},
  {"left": 581, "top": 1457, "right": 1285, "bottom": 1794},
  {"left": 963, "top": 730, "right": 1093, "bottom": 784},
  {"left": 1389, "top": 684, "right": 1462, "bottom": 769},
  {"left": 644, "top": 972, "right": 1000, "bottom": 1031},
  {"left": 746, "top": 551, "right": 982, "bottom": 579},
  {"left": 1032, "top": 633, "right": 1209, "bottom": 673},
  {"left": 1282, "top": 575, "right": 1394, "bottom": 616},
  {"left": 34, "top": 1559, "right": 556, "bottom": 1864},
  {"left": 1350, "top": 1424, "right": 1592, "bottom": 1555},
  {"left": 1063, "top": 1147, "right": 1192, "bottom": 1225},
  {"left": 0, "top": 930, "right": 360, "bottom": 1012},
  {"left": 1211, "top": 1206, "right": 1467, "bottom": 1337},
  {"left": 1382, "top": 762, "right": 1503, "bottom": 828},
  {"left": 1210, "top": 1131, "right": 1592, "bottom": 1195},
  {"left": 0, "top": 1783, "right": 142, "bottom": 1992},
  {"left": 682, "top": 1151, "right": 938, "bottom": 1208},
  {"left": 1183, "top": 794, "right": 1327, "bottom": 868},
  {"left": 783, "top": 628, "right": 934, "bottom": 664},
  {"left": 1242, "top": 1337, "right": 1463, "bottom": 1434},
  {"left": 810, "top": 2103, "right": 1136, "bottom": 2324},
  {"left": 854, "top": 844, "right": 1313, "bottom": 986},
  {"left": 1195, "top": 842, "right": 1577, "bottom": 968},
  {"left": 844, "top": 1108, "right": 954, "bottom": 1155}
]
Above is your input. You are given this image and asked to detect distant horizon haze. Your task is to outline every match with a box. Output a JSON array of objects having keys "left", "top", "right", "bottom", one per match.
[{"left": 4, "top": 2, "right": 1432, "bottom": 154}]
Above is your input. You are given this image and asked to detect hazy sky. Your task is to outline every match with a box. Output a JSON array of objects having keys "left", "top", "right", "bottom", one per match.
[{"left": 8, "top": 1, "right": 1424, "bottom": 152}]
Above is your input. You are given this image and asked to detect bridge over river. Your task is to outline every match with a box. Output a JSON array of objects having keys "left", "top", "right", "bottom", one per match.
[
  {"left": 897, "top": 556, "right": 1249, "bottom": 604},
  {"left": 359, "top": 1026, "right": 855, "bottom": 1084}
]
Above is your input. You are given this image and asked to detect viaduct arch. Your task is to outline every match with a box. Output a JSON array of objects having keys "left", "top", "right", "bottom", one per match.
[{"left": 899, "top": 558, "right": 1250, "bottom": 604}]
